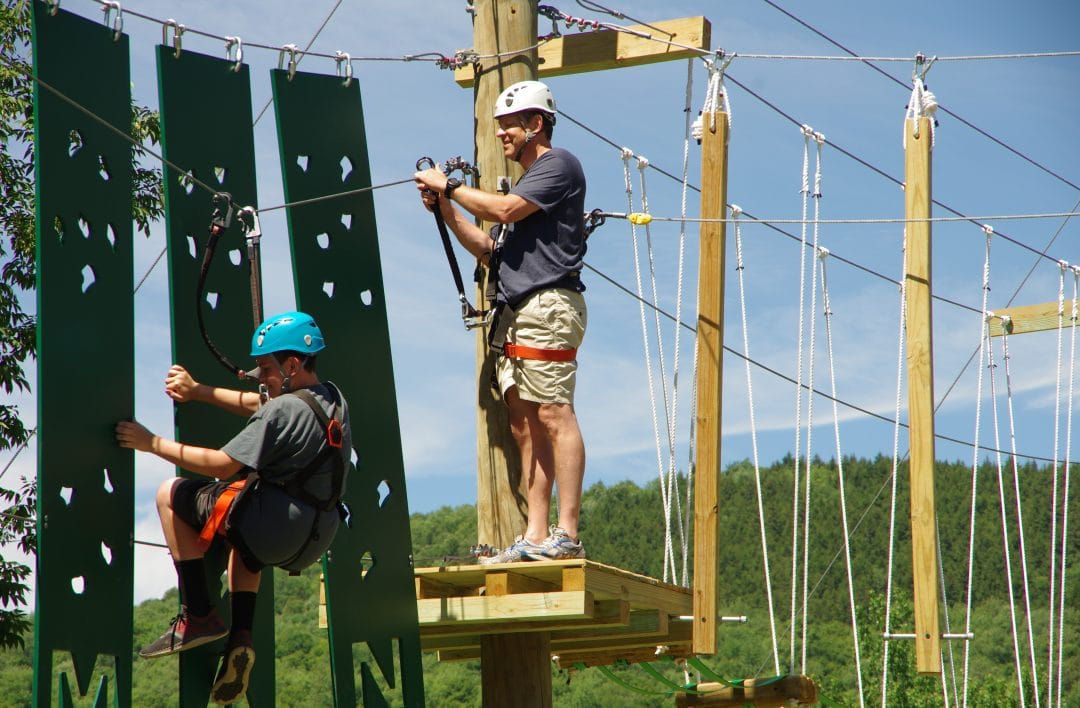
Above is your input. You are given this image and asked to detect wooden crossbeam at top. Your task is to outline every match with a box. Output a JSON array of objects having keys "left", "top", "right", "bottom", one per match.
[
  {"left": 453, "top": 16, "right": 711, "bottom": 87},
  {"left": 988, "top": 300, "right": 1077, "bottom": 337}
]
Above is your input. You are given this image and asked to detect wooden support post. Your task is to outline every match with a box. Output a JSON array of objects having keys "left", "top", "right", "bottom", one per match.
[
  {"left": 903, "top": 116, "right": 941, "bottom": 674},
  {"left": 470, "top": 2, "right": 549, "bottom": 704},
  {"left": 480, "top": 632, "right": 553, "bottom": 707},
  {"left": 472, "top": 0, "right": 537, "bottom": 553},
  {"left": 692, "top": 110, "right": 729, "bottom": 655}
]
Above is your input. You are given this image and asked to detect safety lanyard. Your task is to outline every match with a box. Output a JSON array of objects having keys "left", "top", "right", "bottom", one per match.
[
  {"left": 416, "top": 156, "right": 491, "bottom": 330},
  {"left": 197, "top": 192, "right": 264, "bottom": 382}
]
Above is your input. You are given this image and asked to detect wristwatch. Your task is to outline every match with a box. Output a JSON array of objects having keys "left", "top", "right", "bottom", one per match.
[{"left": 444, "top": 177, "right": 462, "bottom": 199}]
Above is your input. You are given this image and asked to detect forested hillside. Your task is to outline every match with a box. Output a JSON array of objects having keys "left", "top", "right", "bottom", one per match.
[{"left": 1, "top": 456, "right": 1076, "bottom": 705}]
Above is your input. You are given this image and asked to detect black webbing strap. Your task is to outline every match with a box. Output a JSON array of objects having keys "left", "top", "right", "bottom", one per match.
[{"left": 286, "top": 384, "right": 346, "bottom": 512}]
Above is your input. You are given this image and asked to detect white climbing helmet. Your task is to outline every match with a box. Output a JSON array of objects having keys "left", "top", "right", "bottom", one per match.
[{"left": 493, "top": 80, "right": 556, "bottom": 120}]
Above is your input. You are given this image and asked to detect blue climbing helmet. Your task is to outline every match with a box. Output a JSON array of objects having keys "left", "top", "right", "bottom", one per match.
[{"left": 250, "top": 311, "right": 325, "bottom": 357}]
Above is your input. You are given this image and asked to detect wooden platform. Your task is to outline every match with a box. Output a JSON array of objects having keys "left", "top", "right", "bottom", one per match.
[{"left": 413, "top": 559, "right": 694, "bottom": 669}]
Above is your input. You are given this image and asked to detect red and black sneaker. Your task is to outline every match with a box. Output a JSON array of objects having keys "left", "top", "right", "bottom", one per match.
[{"left": 139, "top": 608, "right": 228, "bottom": 659}]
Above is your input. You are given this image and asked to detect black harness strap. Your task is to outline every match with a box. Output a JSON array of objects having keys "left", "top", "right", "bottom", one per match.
[{"left": 286, "top": 384, "right": 347, "bottom": 512}]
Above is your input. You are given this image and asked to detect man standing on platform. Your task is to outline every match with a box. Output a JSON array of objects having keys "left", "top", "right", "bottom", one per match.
[{"left": 414, "top": 80, "right": 589, "bottom": 564}]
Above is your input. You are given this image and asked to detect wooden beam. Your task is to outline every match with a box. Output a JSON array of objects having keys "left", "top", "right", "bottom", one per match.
[
  {"left": 454, "top": 16, "right": 711, "bottom": 87},
  {"left": 417, "top": 590, "right": 593, "bottom": 626},
  {"left": 421, "top": 601, "right": 632, "bottom": 651},
  {"left": 427, "top": 609, "right": 674, "bottom": 654},
  {"left": 904, "top": 116, "right": 941, "bottom": 675},
  {"left": 675, "top": 675, "right": 819, "bottom": 707},
  {"left": 987, "top": 300, "right": 1071, "bottom": 337},
  {"left": 692, "top": 110, "right": 729, "bottom": 655},
  {"left": 554, "top": 645, "right": 694, "bottom": 670}
]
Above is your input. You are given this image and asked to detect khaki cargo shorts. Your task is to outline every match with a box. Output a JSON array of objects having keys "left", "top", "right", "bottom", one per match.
[{"left": 496, "top": 288, "right": 587, "bottom": 405}]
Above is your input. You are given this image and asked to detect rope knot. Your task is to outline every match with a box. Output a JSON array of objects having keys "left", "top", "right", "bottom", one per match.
[
  {"left": 729, "top": 204, "right": 743, "bottom": 217},
  {"left": 981, "top": 224, "right": 994, "bottom": 237},
  {"left": 817, "top": 246, "right": 830, "bottom": 260},
  {"left": 636, "top": 156, "right": 649, "bottom": 171},
  {"left": 620, "top": 147, "right": 634, "bottom": 161}
]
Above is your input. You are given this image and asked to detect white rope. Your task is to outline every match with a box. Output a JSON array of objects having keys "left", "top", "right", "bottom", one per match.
[
  {"left": 622, "top": 149, "right": 676, "bottom": 583},
  {"left": 880, "top": 250, "right": 907, "bottom": 706},
  {"left": 692, "top": 55, "right": 732, "bottom": 140},
  {"left": 732, "top": 206, "right": 781, "bottom": 674},
  {"left": 674, "top": 58, "right": 694, "bottom": 586},
  {"left": 817, "top": 250, "right": 867, "bottom": 707},
  {"left": 641, "top": 154, "right": 692, "bottom": 586},
  {"left": 986, "top": 325, "right": 1028, "bottom": 707},
  {"left": 961, "top": 227, "right": 995, "bottom": 708},
  {"left": 1046, "top": 262, "right": 1067, "bottom": 707},
  {"left": 788, "top": 126, "right": 812, "bottom": 672},
  {"left": 637, "top": 156, "right": 686, "bottom": 586},
  {"left": 904, "top": 76, "right": 938, "bottom": 148},
  {"left": 937, "top": 514, "right": 961, "bottom": 706},
  {"left": 1054, "top": 268, "right": 1078, "bottom": 706},
  {"left": 799, "top": 129, "right": 825, "bottom": 674},
  {"left": 999, "top": 323, "right": 1042, "bottom": 708}
]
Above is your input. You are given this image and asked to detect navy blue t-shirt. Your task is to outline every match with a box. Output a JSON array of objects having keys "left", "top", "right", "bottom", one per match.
[{"left": 496, "top": 147, "right": 587, "bottom": 306}]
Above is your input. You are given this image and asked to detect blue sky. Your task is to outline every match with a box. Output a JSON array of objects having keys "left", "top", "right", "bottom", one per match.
[{"left": 8, "top": 0, "right": 1079, "bottom": 606}]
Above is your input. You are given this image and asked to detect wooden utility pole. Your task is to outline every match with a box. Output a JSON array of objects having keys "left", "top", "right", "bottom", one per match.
[
  {"left": 691, "top": 109, "right": 729, "bottom": 656},
  {"left": 903, "top": 115, "right": 941, "bottom": 675},
  {"left": 469, "top": 3, "right": 550, "bottom": 704},
  {"left": 471, "top": 0, "right": 537, "bottom": 557}
]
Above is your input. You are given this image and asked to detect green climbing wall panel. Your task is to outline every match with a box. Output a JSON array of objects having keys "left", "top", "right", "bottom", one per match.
[
  {"left": 271, "top": 68, "right": 425, "bottom": 707},
  {"left": 31, "top": 3, "right": 134, "bottom": 705},
  {"left": 156, "top": 46, "right": 275, "bottom": 707}
]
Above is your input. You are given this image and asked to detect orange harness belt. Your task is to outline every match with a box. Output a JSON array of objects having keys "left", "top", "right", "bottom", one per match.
[
  {"left": 503, "top": 342, "right": 577, "bottom": 362},
  {"left": 197, "top": 479, "right": 247, "bottom": 550}
]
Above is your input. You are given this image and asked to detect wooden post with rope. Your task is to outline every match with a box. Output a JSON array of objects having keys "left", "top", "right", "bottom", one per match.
[{"left": 903, "top": 114, "right": 942, "bottom": 675}]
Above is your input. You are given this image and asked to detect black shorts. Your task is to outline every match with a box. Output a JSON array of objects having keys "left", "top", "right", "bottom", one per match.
[{"left": 171, "top": 478, "right": 266, "bottom": 573}]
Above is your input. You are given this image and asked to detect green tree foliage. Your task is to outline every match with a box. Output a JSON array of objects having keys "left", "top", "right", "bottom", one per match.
[
  {"left": 0, "top": 0, "right": 163, "bottom": 649},
  {"left": 0, "top": 458, "right": 1074, "bottom": 704}
]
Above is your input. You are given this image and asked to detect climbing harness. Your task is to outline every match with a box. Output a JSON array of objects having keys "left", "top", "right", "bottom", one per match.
[
  {"left": 415, "top": 156, "right": 491, "bottom": 330},
  {"left": 198, "top": 383, "right": 351, "bottom": 574},
  {"left": 196, "top": 192, "right": 265, "bottom": 387}
]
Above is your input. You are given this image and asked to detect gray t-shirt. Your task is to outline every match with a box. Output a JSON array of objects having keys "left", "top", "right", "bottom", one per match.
[
  {"left": 497, "top": 147, "right": 587, "bottom": 307},
  {"left": 221, "top": 382, "right": 350, "bottom": 503}
]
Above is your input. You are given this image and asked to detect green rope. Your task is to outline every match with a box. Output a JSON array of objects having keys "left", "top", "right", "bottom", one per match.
[
  {"left": 686, "top": 656, "right": 743, "bottom": 687},
  {"left": 639, "top": 662, "right": 704, "bottom": 694},
  {"left": 580, "top": 663, "right": 673, "bottom": 697}
]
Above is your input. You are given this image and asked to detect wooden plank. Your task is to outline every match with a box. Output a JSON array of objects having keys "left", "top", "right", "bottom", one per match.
[
  {"left": 454, "top": 16, "right": 711, "bottom": 87},
  {"left": 423, "top": 607, "right": 661, "bottom": 651},
  {"left": 420, "top": 600, "right": 630, "bottom": 647},
  {"left": 487, "top": 570, "right": 561, "bottom": 596},
  {"left": 692, "top": 110, "right": 730, "bottom": 655},
  {"left": 442, "top": 620, "right": 690, "bottom": 662},
  {"left": 418, "top": 590, "right": 593, "bottom": 626},
  {"left": 675, "top": 675, "right": 819, "bottom": 707},
  {"left": 417, "top": 575, "right": 480, "bottom": 600},
  {"left": 583, "top": 565, "right": 693, "bottom": 617},
  {"left": 904, "top": 116, "right": 941, "bottom": 675},
  {"left": 554, "top": 645, "right": 694, "bottom": 670},
  {"left": 988, "top": 300, "right": 1070, "bottom": 337}
]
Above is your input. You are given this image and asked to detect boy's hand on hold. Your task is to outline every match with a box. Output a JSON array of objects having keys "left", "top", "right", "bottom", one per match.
[
  {"left": 165, "top": 364, "right": 200, "bottom": 403},
  {"left": 116, "top": 420, "right": 155, "bottom": 453}
]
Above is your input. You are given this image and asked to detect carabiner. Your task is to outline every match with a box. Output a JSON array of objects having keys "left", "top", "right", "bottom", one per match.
[{"left": 416, "top": 156, "right": 436, "bottom": 171}]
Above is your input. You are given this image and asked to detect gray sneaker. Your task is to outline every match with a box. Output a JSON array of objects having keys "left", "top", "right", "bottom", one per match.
[
  {"left": 139, "top": 607, "right": 228, "bottom": 658},
  {"left": 478, "top": 536, "right": 543, "bottom": 565},
  {"left": 525, "top": 526, "right": 585, "bottom": 560}
]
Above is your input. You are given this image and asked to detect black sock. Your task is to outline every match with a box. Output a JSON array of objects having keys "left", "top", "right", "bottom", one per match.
[
  {"left": 230, "top": 591, "right": 257, "bottom": 634},
  {"left": 176, "top": 559, "right": 211, "bottom": 617}
]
